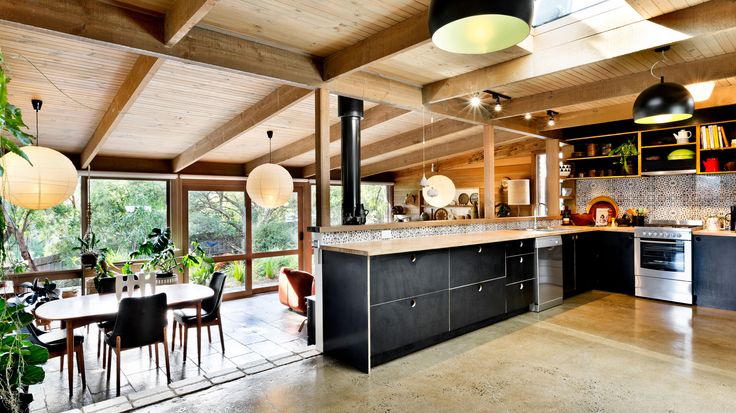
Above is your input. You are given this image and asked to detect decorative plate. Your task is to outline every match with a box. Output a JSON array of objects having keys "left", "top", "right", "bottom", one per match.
[
  {"left": 469, "top": 192, "right": 479, "bottom": 204},
  {"left": 458, "top": 193, "right": 470, "bottom": 205},
  {"left": 434, "top": 208, "right": 448, "bottom": 221},
  {"left": 586, "top": 196, "right": 619, "bottom": 218}
]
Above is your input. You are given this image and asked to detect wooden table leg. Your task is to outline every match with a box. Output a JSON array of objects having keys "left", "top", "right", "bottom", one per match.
[
  {"left": 66, "top": 321, "right": 74, "bottom": 398},
  {"left": 196, "top": 302, "right": 202, "bottom": 366}
]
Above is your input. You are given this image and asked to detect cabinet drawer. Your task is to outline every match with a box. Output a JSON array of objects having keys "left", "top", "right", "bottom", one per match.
[
  {"left": 370, "top": 290, "right": 449, "bottom": 355},
  {"left": 506, "top": 253, "right": 535, "bottom": 284},
  {"left": 506, "top": 239, "right": 534, "bottom": 256},
  {"left": 370, "top": 249, "right": 449, "bottom": 304},
  {"left": 450, "top": 243, "right": 505, "bottom": 287},
  {"left": 506, "top": 280, "right": 534, "bottom": 313},
  {"left": 450, "top": 278, "right": 505, "bottom": 330}
]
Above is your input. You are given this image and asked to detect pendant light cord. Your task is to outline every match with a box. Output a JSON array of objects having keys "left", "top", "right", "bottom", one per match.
[
  {"left": 650, "top": 49, "right": 667, "bottom": 81},
  {"left": 35, "top": 107, "right": 39, "bottom": 146}
]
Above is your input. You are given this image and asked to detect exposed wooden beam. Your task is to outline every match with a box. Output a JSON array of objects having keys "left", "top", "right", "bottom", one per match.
[
  {"left": 0, "top": 0, "right": 323, "bottom": 87},
  {"left": 323, "top": 11, "right": 430, "bottom": 80},
  {"left": 315, "top": 89, "right": 331, "bottom": 227},
  {"left": 173, "top": 85, "right": 312, "bottom": 172},
  {"left": 326, "top": 71, "right": 423, "bottom": 110},
  {"left": 301, "top": 119, "right": 476, "bottom": 177},
  {"left": 164, "top": 0, "right": 218, "bottom": 46},
  {"left": 361, "top": 133, "right": 483, "bottom": 177},
  {"left": 80, "top": 55, "right": 164, "bottom": 168},
  {"left": 244, "top": 105, "right": 409, "bottom": 174},
  {"left": 423, "top": 0, "right": 736, "bottom": 103},
  {"left": 483, "top": 126, "right": 495, "bottom": 219},
  {"left": 541, "top": 84, "right": 736, "bottom": 131},
  {"left": 495, "top": 52, "right": 736, "bottom": 120}
]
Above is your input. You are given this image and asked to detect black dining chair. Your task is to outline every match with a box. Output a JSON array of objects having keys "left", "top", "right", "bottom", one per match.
[
  {"left": 96, "top": 277, "right": 117, "bottom": 367},
  {"left": 105, "top": 293, "right": 170, "bottom": 396},
  {"left": 22, "top": 323, "right": 86, "bottom": 389},
  {"left": 171, "top": 272, "right": 226, "bottom": 361}
]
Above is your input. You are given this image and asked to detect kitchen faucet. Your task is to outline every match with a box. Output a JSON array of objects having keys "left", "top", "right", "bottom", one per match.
[{"left": 533, "top": 202, "right": 548, "bottom": 230}]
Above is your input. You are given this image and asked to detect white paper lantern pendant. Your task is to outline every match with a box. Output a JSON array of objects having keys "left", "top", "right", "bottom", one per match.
[
  {"left": 1, "top": 99, "right": 78, "bottom": 210},
  {"left": 246, "top": 131, "right": 294, "bottom": 208}
]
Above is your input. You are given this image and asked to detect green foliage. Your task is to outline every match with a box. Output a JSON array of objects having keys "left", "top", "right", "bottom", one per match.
[
  {"left": 253, "top": 256, "right": 296, "bottom": 280},
  {"left": 131, "top": 228, "right": 210, "bottom": 276},
  {"left": 225, "top": 262, "right": 245, "bottom": 283},
  {"left": 0, "top": 52, "right": 34, "bottom": 179},
  {"left": 609, "top": 140, "right": 639, "bottom": 174},
  {"left": 0, "top": 298, "right": 49, "bottom": 407}
]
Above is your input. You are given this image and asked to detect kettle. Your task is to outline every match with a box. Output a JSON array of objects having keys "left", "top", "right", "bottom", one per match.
[{"left": 704, "top": 216, "right": 720, "bottom": 232}]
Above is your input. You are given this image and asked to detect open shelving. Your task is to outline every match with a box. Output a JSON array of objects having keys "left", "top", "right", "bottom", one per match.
[
  {"left": 562, "top": 131, "right": 640, "bottom": 179},
  {"left": 697, "top": 120, "right": 736, "bottom": 174}
]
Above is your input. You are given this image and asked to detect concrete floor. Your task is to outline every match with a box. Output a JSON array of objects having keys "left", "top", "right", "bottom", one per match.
[
  {"left": 139, "top": 292, "right": 736, "bottom": 412},
  {"left": 30, "top": 292, "right": 309, "bottom": 413}
]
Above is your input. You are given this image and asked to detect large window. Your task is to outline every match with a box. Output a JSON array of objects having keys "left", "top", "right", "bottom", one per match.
[
  {"left": 310, "top": 184, "right": 391, "bottom": 226},
  {"left": 533, "top": 0, "right": 608, "bottom": 27},
  {"left": 2, "top": 180, "right": 81, "bottom": 273},
  {"left": 89, "top": 179, "right": 167, "bottom": 262},
  {"left": 252, "top": 193, "right": 299, "bottom": 288}
]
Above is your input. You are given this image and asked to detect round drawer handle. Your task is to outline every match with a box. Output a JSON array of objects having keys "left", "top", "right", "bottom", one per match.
[
  {"left": 410, "top": 299, "right": 417, "bottom": 308},
  {"left": 520, "top": 241, "right": 524, "bottom": 248},
  {"left": 520, "top": 283, "right": 524, "bottom": 290},
  {"left": 478, "top": 246, "right": 483, "bottom": 254},
  {"left": 478, "top": 284, "right": 483, "bottom": 292},
  {"left": 410, "top": 254, "right": 417, "bottom": 263},
  {"left": 520, "top": 257, "right": 524, "bottom": 263}
]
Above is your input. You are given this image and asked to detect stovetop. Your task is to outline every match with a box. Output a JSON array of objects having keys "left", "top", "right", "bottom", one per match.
[
  {"left": 638, "top": 220, "right": 703, "bottom": 229},
  {"left": 634, "top": 220, "right": 702, "bottom": 240}
]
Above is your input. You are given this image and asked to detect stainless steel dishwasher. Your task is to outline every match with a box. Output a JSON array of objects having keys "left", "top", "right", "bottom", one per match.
[{"left": 532, "top": 236, "right": 563, "bottom": 312}]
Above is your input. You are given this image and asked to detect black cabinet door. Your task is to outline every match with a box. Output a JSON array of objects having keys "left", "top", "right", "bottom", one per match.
[
  {"left": 449, "top": 278, "right": 506, "bottom": 330},
  {"left": 562, "top": 234, "right": 577, "bottom": 298},
  {"left": 506, "top": 280, "right": 534, "bottom": 313},
  {"left": 370, "top": 249, "right": 449, "bottom": 304},
  {"left": 370, "top": 290, "right": 449, "bottom": 355},
  {"left": 506, "top": 239, "right": 534, "bottom": 256},
  {"left": 693, "top": 235, "right": 736, "bottom": 310},
  {"left": 450, "top": 243, "right": 505, "bottom": 287},
  {"left": 575, "top": 232, "right": 599, "bottom": 293},
  {"left": 506, "top": 253, "right": 535, "bottom": 284},
  {"left": 596, "top": 232, "right": 635, "bottom": 295}
]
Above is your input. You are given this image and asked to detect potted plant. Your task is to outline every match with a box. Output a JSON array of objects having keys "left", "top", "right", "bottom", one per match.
[
  {"left": 72, "top": 232, "right": 109, "bottom": 268},
  {"left": 186, "top": 242, "right": 215, "bottom": 286},
  {"left": 496, "top": 202, "right": 511, "bottom": 217},
  {"left": 609, "top": 140, "right": 639, "bottom": 175},
  {"left": 130, "top": 228, "right": 209, "bottom": 278},
  {"left": 18, "top": 279, "right": 59, "bottom": 309},
  {"left": 0, "top": 299, "right": 49, "bottom": 413}
]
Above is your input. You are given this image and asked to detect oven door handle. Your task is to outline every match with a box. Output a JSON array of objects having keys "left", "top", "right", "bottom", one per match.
[{"left": 638, "top": 239, "right": 689, "bottom": 245}]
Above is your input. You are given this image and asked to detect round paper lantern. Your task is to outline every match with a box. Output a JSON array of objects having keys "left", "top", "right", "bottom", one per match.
[
  {"left": 246, "top": 163, "right": 294, "bottom": 208},
  {"left": 422, "top": 175, "right": 455, "bottom": 208},
  {"left": 1, "top": 146, "right": 78, "bottom": 210}
]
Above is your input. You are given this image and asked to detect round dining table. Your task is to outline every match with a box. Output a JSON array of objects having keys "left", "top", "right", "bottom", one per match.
[{"left": 35, "top": 284, "right": 214, "bottom": 397}]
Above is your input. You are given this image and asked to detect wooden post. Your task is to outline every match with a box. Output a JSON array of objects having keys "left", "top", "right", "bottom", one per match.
[
  {"left": 546, "top": 139, "right": 561, "bottom": 216},
  {"left": 315, "top": 88, "right": 331, "bottom": 227},
  {"left": 483, "top": 125, "right": 495, "bottom": 219}
]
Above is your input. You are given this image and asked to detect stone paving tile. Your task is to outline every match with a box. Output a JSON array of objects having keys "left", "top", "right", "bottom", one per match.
[
  {"left": 80, "top": 396, "right": 131, "bottom": 413},
  {"left": 168, "top": 376, "right": 212, "bottom": 396},
  {"left": 272, "top": 355, "right": 302, "bottom": 366},
  {"left": 205, "top": 367, "right": 246, "bottom": 385},
  {"left": 127, "top": 386, "right": 175, "bottom": 409},
  {"left": 242, "top": 362, "right": 276, "bottom": 375}
]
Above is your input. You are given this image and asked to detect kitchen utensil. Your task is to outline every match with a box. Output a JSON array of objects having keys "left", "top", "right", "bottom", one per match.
[
  {"left": 434, "top": 208, "right": 448, "bottom": 220},
  {"left": 458, "top": 193, "right": 469, "bottom": 205},
  {"left": 420, "top": 211, "right": 430, "bottom": 221},
  {"left": 704, "top": 216, "right": 720, "bottom": 231},
  {"left": 570, "top": 213, "right": 595, "bottom": 226},
  {"left": 673, "top": 129, "right": 692, "bottom": 144},
  {"left": 703, "top": 158, "right": 720, "bottom": 172},
  {"left": 586, "top": 143, "right": 598, "bottom": 157},
  {"left": 587, "top": 169, "right": 597, "bottom": 177},
  {"left": 645, "top": 155, "right": 662, "bottom": 161},
  {"left": 560, "top": 164, "right": 572, "bottom": 177},
  {"left": 601, "top": 143, "right": 612, "bottom": 156},
  {"left": 667, "top": 149, "right": 695, "bottom": 160}
]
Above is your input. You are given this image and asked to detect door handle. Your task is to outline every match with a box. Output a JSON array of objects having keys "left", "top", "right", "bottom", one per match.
[
  {"left": 410, "top": 298, "right": 417, "bottom": 308},
  {"left": 520, "top": 283, "right": 524, "bottom": 290},
  {"left": 478, "top": 284, "right": 483, "bottom": 292},
  {"left": 478, "top": 246, "right": 483, "bottom": 254},
  {"left": 410, "top": 254, "right": 417, "bottom": 263},
  {"left": 520, "top": 257, "right": 524, "bottom": 263}
]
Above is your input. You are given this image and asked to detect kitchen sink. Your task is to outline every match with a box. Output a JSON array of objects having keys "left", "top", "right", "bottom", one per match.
[{"left": 515, "top": 227, "right": 577, "bottom": 233}]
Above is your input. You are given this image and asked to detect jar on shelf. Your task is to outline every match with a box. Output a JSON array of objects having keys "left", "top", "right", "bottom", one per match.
[{"left": 586, "top": 143, "right": 598, "bottom": 157}]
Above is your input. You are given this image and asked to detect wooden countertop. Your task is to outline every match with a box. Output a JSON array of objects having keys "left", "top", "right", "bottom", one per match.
[
  {"left": 321, "top": 226, "right": 635, "bottom": 256},
  {"left": 309, "top": 216, "right": 561, "bottom": 233},
  {"left": 694, "top": 230, "right": 736, "bottom": 237}
]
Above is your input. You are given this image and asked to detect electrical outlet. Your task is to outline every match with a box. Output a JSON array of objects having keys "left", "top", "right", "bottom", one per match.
[{"left": 381, "top": 230, "right": 392, "bottom": 239}]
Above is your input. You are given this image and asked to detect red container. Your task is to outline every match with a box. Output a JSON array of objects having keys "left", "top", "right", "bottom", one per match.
[{"left": 703, "top": 158, "right": 720, "bottom": 173}]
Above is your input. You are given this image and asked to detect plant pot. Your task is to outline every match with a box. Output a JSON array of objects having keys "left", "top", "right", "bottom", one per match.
[
  {"left": 80, "top": 252, "right": 98, "bottom": 268},
  {"left": 0, "top": 392, "right": 33, "bottom": 413},
  {"left": 621, "top": 161, "right": 634, "bottom": 176},
  {"left": 631, "top": 216, "right": 647, "bottom": 226},
  {"left": 156, "top": 271, "right": 174, "bottom": 279}
]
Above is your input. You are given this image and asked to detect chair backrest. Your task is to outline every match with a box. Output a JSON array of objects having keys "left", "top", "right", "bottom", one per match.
[
  {"left": 109, "top": 293, "right": 167, "bottom": 348},
  {"left": 203, "top": 272, "right": 226, "bottom": 314},
  {"left": 116, "top": 273, "right": 155, "bottom": 300},
  {"left": 19, "top": 323, "right": 45, "bottom": 346},
  {"left": 97, "top": 277, "right": 117, "bottom": 294}
]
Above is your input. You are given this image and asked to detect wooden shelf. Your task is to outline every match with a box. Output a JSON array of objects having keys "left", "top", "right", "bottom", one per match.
[
  {"left": 641, "top": 143, "right": 696, "bottom": 149},
  {"left": 697, "top": 171, "right": 736, "bottom": 175},
  {"left": 700, "top": 146, "right": 736, "bottom": 151},
  {"left": 562, "top": 175, "right": 640, "bottom": 181},
  {"left": 564, "top": 155, "right": 615, "bottom": 161}
]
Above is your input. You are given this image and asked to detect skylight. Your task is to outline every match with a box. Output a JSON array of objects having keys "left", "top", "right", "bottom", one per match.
[{"left": 532, "top": 0, "right": 608, "bottom": 27}]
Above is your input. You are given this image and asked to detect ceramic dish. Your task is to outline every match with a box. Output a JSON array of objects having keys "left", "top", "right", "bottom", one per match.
[
  {"left": 434, "top": 208, "right": 448, "bottom": 220},
  {"left": 470, "top": 193, "right": 479, "bottom": 204},
  {"left": 458, "top": 193, "right": 469, "bottom": 205}
]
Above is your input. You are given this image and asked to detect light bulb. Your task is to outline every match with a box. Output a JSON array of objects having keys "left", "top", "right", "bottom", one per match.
[
  {"left": 494, "top": 103, "right": 502, "bottom": 112},
  {"left": 470, "top": 94, "right": 481, "bottom": 107},
  {"left": 548, "top": 118, "right": 555, "bottom": 127},
  {"left": 524, "top": 113, "right": 532, "bottom": 120}
]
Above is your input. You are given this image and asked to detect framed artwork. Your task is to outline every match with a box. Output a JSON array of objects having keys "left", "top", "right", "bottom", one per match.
[{"left": 595, "top": 208, "right": 610, "bottom": 227}]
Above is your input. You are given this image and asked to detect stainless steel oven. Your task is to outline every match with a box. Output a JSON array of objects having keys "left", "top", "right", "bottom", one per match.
[{"left": 634, "top": 226, "right": 693, "bottom": 304}]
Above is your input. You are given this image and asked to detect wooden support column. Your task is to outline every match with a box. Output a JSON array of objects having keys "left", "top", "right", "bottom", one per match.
[
  {"left": 546, "top": 139, "right": 561, "bottom": 216},
  {"left": 315, "top": 89, "right": 331, "bottom": 227},
  {"left": 483, "top": 126, "right": 495, "bottom": 219}
]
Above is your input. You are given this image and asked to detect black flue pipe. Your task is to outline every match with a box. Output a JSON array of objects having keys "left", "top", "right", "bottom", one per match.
[{"left": 338, "top": 96, "right": 366, "bottom": 225}]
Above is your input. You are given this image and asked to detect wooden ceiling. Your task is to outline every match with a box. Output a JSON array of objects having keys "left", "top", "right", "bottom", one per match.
[{"left": 0, "top": 0, "right": 735, "bottom": 178}]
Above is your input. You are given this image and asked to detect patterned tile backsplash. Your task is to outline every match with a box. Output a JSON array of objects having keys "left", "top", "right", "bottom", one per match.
[
  {"left": 319, "top": 218, "right": 560, "bottom": 245},
  {"left": 575, "top": 174, "right": 736, "bottom": 221}
]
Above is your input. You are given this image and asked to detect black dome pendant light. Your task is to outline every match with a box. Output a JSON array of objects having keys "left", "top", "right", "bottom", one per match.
[
  {"left": 633, "top": 46, "right": 694, "bottom": 125},
  {"left": 428, "top": 0, "right": 534, "bottom": 54}
]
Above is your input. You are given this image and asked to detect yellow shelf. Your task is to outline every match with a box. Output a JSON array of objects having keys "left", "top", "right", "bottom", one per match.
[
  {"left": 641, "top": 143, "right": 696, "bottom": 149},
  {"left": 565, "top": 155, "right": 616, "bottom": 161},
  {"left": 697, "top": 171, "right": 736, "bottom": 175},
  {"left": 700, "top": 146, "right": 736, "bottom": 151}
]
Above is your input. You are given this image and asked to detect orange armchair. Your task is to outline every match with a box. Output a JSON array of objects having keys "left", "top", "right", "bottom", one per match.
[{"left": 278, "top": 268, "right": 315, "bottom": 315}]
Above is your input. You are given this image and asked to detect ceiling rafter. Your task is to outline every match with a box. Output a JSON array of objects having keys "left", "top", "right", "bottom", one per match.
[
  {"left": 244, "top": 105, "right": 410, "bottom": 174},
  {"left": 164, "top": 0, "right": 218, "bottom": 46},
  {"left": 172, "top": 85, "right": 312, "bottom": 172},
  {"left": 301, "top": 119, "right": 477, "bottom": 177},
  {"left": 80, "top": 55, "right": 164, "bottom": 168}
]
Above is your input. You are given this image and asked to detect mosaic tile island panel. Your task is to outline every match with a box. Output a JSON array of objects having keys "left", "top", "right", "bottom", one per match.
[{"left": 575, "top": 174, "right": 736, "bottom": 221}]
